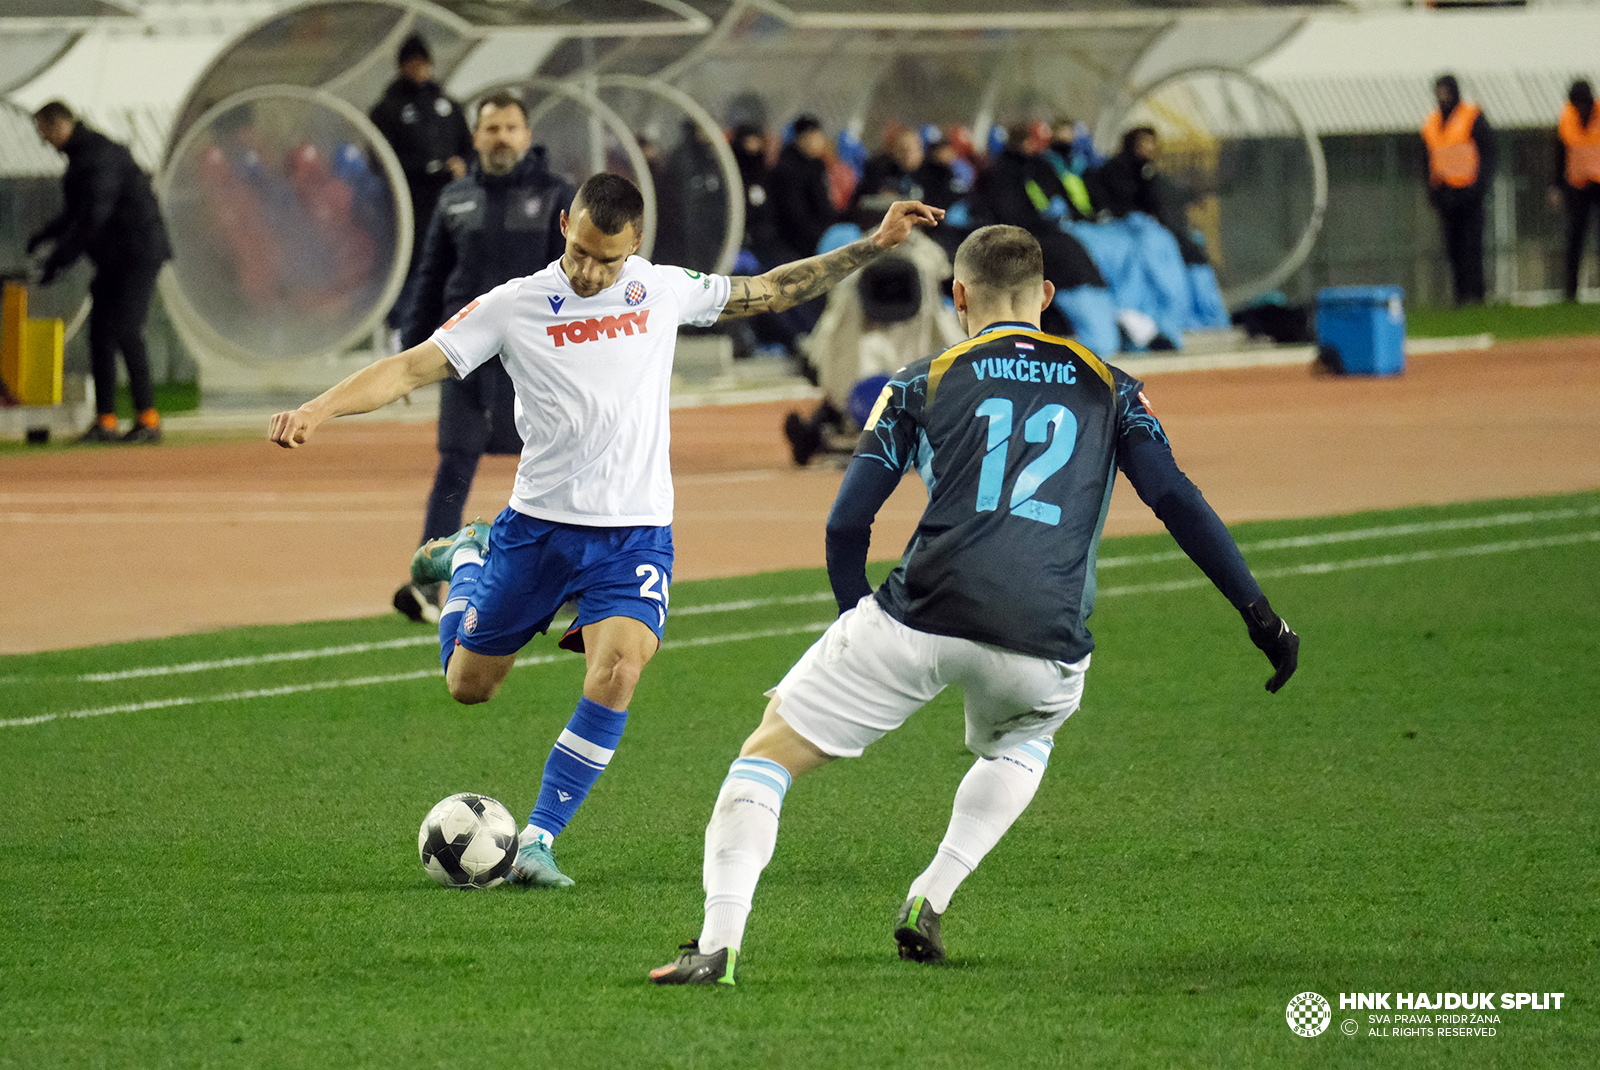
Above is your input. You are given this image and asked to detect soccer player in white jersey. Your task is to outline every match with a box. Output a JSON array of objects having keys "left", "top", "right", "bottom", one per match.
[{"left": 270, "top": 173, "right": 944, "bottom": 886}]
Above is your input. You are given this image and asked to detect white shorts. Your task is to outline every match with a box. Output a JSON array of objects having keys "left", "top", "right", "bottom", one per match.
[{"left": 768, "top": 596, "right": 1090, "bottom": 759}]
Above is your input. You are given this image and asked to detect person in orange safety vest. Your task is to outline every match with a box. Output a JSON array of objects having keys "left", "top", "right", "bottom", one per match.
[
  {"left": 1421, "top": 74, "right": 1495, "bottom": 306},
  {"left": 1551, "top": 79, "right": 1600, "bottom": 301}
]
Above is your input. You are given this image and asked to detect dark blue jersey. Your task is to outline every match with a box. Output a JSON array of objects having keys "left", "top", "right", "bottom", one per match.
[{"left": 842, "top": 322, "right": 1260, "bottom": 662}]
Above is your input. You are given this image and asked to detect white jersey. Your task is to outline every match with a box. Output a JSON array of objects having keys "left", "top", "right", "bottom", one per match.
[{"left": 430, "top": 256, "right": 730, "bottom": 526}]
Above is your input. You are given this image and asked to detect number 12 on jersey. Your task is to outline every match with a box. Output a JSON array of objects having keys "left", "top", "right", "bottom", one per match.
[{"left": 974, "top": 398, "right": 1078, "bottom": 526}]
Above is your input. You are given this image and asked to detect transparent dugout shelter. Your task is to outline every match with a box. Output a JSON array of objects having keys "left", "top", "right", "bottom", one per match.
[
  {"left": 153, "top": 0, "right": 727, "bottom": 370},
  {"left": 666, "top": 2, "right": 1328, "bottom": 304},
  {"left": 10, "top": 0, "right": 1339, "bottom": 388},
  {"left": 158, "top": 86, "right": 409, "bottom": 364},
  {"left": 1109, "top": 67, "right": 1326, "bottom": 304}
]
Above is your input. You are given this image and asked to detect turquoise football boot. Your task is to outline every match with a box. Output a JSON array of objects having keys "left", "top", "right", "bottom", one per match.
[
  {"left": 410, "top": 518, "right": 491, "bottom": 586},
  {"left": 507, "top": 837, "right": 575, "bottom": 888}
]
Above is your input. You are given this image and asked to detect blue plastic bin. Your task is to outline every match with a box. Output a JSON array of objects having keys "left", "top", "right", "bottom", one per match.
[{"left": 1315, "top": 285, "right": 1405, "bottom": 376}]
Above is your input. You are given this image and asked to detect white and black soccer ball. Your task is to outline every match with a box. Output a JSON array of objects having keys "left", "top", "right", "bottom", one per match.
[{"left": 418, "top": 792, "right": 519, "bottom": 888}]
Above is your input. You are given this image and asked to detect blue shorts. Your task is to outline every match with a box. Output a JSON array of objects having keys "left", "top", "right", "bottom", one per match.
[{"left": 457, "top": 509, "right": 674, "bottom": 657}]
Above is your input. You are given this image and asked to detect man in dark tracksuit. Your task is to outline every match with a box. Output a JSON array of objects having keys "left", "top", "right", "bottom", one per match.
[
  {"left": 369, "top": 33, "right": 473, "bottom": 325},
  {"left": 971, "top": 125, "right": 1106, "bottom": 320},
  {"left": 1087, "top": 126, "right": 1210, "bottom": 266},
  {"left": 766, "top": 115, "right": 835, "bottom": 265},
  {"left": 29, "top": 100, "right": 172, "bottom": 443},
  {"left": 392, "top": 90, "right": 575, "bottom": 622}
]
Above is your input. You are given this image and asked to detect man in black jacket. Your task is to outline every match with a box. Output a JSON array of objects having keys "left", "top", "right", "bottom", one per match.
[
  {"left": 1087, "top": 126, "right": 1209, "bottom": 266},
  {"left": 369, "top": 34, "right": 472, "bottom": 321},
  {"left": 854, "top": 128, "right": 926, "bottom": 210},
  {"left": 29, "top": 101, "right": 172, "bottom": 443},
  {"left": 767, "top": 115, "right": 835, "bottom": 264},
  {"left": 392, "top": 90, "right": 575, "bottom": 623},
  {"left": 764, "top": 116, "right": 837, "bottom": 341},
  {"left": 972, "top": 124, "right": 1105, "bottom": 295}
]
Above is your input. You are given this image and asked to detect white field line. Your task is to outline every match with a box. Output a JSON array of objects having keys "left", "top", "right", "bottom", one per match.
[
  {"left": 1100, "top": 530, "right": 1600, "bottom": 597},
  {"left": 0, "top": 490, "right": 412, "bottom": 505},
  {"left": 672, "top": 591, "right": 836, "bottom": 615},
  {"left": 62, "top": 506, "right": 1600, "bottom": 683},
  {"left": 7, "top": 522, "right": 1594, "bottom": 728},
  {"left": 80, "top": 637, "right": 442, "bottom": 681},
  {"left": 0, "top": 669, "right": 442, "bottom": 728},
  {"left": 2, "top": 512, "right": 423, "bottom": 524},
  {"left": 1096, "top": 505, "right": 1600, "bottom": 568},
  {"left": 5, "top": 622, "right": 832, "bottom": 730},
  {"left": 78, "top": 596, "right": 839, "bottom": 682}
]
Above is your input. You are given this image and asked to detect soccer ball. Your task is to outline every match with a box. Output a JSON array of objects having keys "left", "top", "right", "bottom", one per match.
[{"left": 418, "top": 792, "right": 519, "bottom": 888}]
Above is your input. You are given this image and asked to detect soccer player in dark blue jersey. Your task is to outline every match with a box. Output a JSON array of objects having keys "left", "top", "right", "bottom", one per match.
[{"left": 651, "top": 224, "right": 1298, "bottom": 986}]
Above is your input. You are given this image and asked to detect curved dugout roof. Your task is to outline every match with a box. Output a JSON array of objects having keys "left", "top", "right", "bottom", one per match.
[
  {"left": 0, "top": 0, "right": 135, "bottom": 97},
  {"left": 162, "top": 0, "right": 725, "bottom": 162},
  {"left": 665, "top": 5, "right": 1317, "bottom": 144},
  {"left": 3, "top": 0, "right": 1365, "bottom": 365}
]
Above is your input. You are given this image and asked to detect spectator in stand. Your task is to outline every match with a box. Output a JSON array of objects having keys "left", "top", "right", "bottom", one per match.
[
  {"left": 725, "top": 123, "right": 808, "bottom": 359},
  {"left": 915, "top": 135, "right": 968, "bottom": 211},
  {"left": 1086, "top": 126, "right": 1160, "bottom": 221},
  {"left": 1086, "top": 127, "right": 1209, "bottom": 266},
  {"left": 390, "top": 91, "right": 574, "bottom": 623},
  {"left": 1551, "top": 79, "right": 1600, "bottom": 302},
  {"left": 768, "top": 115, "right": 836, "bottom": 262},
  {"left": 855, "top": 127, "right": 927, "bottom": 207},
  {"left": 972, "top": 123, "right": 1104, "bottom": 290},
  {"left": 1421, "top": 74, "right": 1494, "bottom": 306},
  {"left": 730, "top": 123, "right": 777, "bottom": 262},
  {"left": 765, "top": 115, "right": 837, "bottom": 338},
  {"left": 369, "top": 34, "right": 473, "bottom": 328},
  {"left": 28, "top": 100, "right": 172, "bottom": 443},
  {"left": 1039, "top": 117, "right": 1096, "bottom": 220},
  {"left": 654, "top": 120, "right": 726, "bottom": 272}
]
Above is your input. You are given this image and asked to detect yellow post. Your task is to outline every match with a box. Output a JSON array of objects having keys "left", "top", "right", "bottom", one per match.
[
  {"left": 1, "top": 281, "right": 23, "bottom": 396},
  {"left": 22, "top": 317, "right": 64, "bottom": 405},
  {"left": 0, "top": 281, "right": 65, "bottom": 406}
]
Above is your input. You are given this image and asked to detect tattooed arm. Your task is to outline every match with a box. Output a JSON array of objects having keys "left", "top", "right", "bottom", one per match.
[{"left": 718, "top": 200, "right": 944, "bottom": 321}]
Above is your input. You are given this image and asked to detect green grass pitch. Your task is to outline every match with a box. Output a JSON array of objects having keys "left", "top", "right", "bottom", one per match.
[{"left": 2, "top": 492, "right": 1597, "bottom": 1069}]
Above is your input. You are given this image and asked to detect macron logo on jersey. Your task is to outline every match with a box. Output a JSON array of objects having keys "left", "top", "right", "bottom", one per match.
[{"left": 546, "top": 310, "right": 650, "bottom": 347}]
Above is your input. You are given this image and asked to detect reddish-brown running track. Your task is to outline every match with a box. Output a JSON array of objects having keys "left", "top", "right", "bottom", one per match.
[{"left": 3, "top": 339, "right": 1597, "bottom": 654}]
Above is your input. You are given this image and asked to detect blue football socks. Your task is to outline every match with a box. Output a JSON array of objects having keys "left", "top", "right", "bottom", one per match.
[
  {"left": 528, "top": 696, "right": 630, "bottom": 839},
  {"left": 436, "top": 550, "right": 485, "bottom": 672}
]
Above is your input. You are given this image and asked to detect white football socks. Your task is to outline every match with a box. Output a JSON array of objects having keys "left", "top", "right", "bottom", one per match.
[
  {"left": 698, "top": 757, "right": 792, "bottom": 955},
  {"left": 907, "top": 737, "right": 1054, "bottom": 914}
]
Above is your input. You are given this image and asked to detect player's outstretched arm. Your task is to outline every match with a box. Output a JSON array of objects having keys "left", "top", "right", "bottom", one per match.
[
  {"left": 268, "top": 340, "right": 454, "bottom": 449},
  {"left": 1242, "top": 597, "right": 1299, "bottom": 693},
  {"left": 1119, "top": 435, "right": 1300, "bottom": 692},
  {"left": 718, "top": 200, "right": 944, "bottom": 321}
]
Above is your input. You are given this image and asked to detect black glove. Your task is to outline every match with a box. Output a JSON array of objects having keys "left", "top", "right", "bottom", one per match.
[{"left": 1241, "top": 597, "right": 1298, "bottom": 694}]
